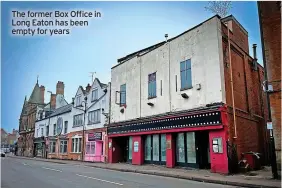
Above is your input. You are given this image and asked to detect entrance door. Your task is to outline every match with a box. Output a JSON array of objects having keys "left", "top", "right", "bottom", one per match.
[
  {"left": 176, "top": 132, "right": 198, "bottom": 168},
  {"left": 144, "top": 134, "right": 166, "bottom": 165},
  {"left": 152, "top": 134, "right": 159, "bottom": 162},
  {"left": 144, "top": 135, "right": 151, "bottom": 161},
  {"left": 127, "top": 136, "right": 133, "bottom": 162},
  {"left": 195, "top": 131, "right": 210, "bottom": 169}
]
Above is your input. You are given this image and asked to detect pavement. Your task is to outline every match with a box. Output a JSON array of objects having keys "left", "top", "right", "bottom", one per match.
[
  {"left": 3, "top": 155, "right": 282, "bottom": 188},
  {"left": 1, "top": 157, "right": 239, "bottom": 188}
]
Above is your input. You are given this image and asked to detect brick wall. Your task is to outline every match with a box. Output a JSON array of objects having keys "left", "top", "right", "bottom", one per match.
[
  {"left": 258, "top": 1, "right": 281, "bottom": 171},
  {"left": 67, "top": 130, "right": 83, "bottom": 161},
  {"left": 222, "top": 22, "right": 268, "bottom": 162},
  {"left": 222, "top": 18, "right": 249, "bottom": 54}
]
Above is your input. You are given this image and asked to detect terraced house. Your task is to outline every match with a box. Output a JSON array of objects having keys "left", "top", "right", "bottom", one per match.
[
  {"left": 107, "top": 15, "right": 268, "bottom": 174},
  {"left": 34, "top": 81, "right": 69, "bottom": 159},
  {"left": 70, "top": 78, "right": 110, "bottom": 162}
]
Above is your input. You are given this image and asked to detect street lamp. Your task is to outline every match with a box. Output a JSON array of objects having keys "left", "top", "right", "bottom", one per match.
[{"left": 72, "top": 96, "right": 87, "bottom": 161}]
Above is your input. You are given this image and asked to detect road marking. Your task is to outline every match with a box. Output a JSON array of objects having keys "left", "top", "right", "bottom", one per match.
[
  {"left": 42, "top": 167, "right": 62, "bottom": 172},
  {"left": 22, "top": 163, "right": 28, "bottom": 166},
  {"left": 76, "top": 174, "right": 123, "bottom": 186}
]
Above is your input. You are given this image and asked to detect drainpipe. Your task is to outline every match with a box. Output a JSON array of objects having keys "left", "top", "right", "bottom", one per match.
[
  {"left": 227, "top": 24, "right": 237, "bottom": 139},
  {"left": 257, "top": 2, "right": 278, "bottom": 179}
]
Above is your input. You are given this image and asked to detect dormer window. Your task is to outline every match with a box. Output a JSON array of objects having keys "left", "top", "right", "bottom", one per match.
[
  {"left": 92, "top": 89, "right": 98, "bottom": 101},
  {"left": 76, "top": 95, "right": 81, "bottom": 106}
]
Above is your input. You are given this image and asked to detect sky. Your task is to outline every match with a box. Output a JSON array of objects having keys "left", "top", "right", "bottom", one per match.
[{"left": 1, "top": 1, "right": 262, "bottom": 133}]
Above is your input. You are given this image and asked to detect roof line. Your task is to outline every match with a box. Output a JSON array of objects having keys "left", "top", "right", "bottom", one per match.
[
  {"left": 112, "top": 14, "right": 221, "bottom": 69},
  {"left": 221, "top": 14, "right": 248, "bottom": 35}
]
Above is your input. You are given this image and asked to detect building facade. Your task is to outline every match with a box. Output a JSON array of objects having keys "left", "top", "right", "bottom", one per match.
[
  {"left": 70, "top": 78, "right": 110, "bottom": 162},
  {"left": 107, "top": 15, "right": 268, "bottom": 174},
  {"left": 1, "top": 128, "right": 8, "bottom": 145},
  {"left": 34, "top": 81, "right": 70, "bottom": 159},
  {"left": 35, "top": 104, "right": 72, "bottom": 159},
  {"left": 258, "top": 1, "right": 281, "bottom": 174},
  {"left": 18, "top": 80, "right": 45, "bottom": 157}
]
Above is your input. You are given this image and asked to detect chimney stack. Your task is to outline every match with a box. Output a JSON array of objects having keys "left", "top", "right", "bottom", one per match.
[
  {"left": 50, "top": 94, "right": 56, "bottom": 109},
  {"left": 86, "top": 84, "right": 91, "bottom": 93},
  {"left": 56, "top": 81, "right": 65, "bottom": 95},
  {"left": 40, "top": 85, "right": 45, "bottom": 104}
]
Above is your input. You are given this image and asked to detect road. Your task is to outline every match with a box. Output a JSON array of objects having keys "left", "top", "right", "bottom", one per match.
[{"left": 1, "top": 157, "right": 240, "bottom": 188}]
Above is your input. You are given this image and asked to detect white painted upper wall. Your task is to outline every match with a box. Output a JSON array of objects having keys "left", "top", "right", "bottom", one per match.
[
  {"left": 35, "top": 79, "right": 110, "bottom": 136},
  {"left": 110, "top": 16, "right": 225, "bottom": 123},
  {"left": 56, "top": 94, "right": 68, "bottom": 109},
  {"left": 70, "top": 79, "right": 110, "bottom": 133},
  {"left": 34, "top": 111, "right": 72, "bottom": 138}
]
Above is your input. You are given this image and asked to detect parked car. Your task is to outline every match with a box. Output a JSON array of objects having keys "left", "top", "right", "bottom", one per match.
[
  {"left": 1, "top": 149, "right": 5, "bottom": 157},
  {"left": 2, "top": 148, "right": 10, "bottom": 153}
]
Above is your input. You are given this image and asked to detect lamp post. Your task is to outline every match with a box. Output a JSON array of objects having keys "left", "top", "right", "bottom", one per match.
[
  {"left": 46, "top": 91, "right": 52, "bottom": 159},
  {"left": 72, "top": 96, "right": 87, "bottom": 161}
]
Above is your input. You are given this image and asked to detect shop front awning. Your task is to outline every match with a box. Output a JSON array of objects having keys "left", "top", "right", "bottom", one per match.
[{"left": 108, "top": 108, "right": 223, "bottom": 136}]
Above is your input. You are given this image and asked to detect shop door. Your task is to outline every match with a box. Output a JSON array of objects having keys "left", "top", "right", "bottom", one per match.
[
  {"left": 195, "top": 131, "right": 210, "bottom": 169},
  {"left": 152, "top": 134, "right": 159, "bottom": 162},
  {"left": 127, "top": 136, "right": 133, "bottom": 162},
  {"left": 144, "top": 134, "right": 166, "bottom": 165},
  {"left": 176, "top": 132, "right": 198, "bottom": 168},
  {"left": 144, "top": 135, "right": 151, "bottom": 162}
]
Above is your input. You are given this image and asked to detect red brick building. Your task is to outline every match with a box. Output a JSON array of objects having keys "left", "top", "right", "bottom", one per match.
[
  {"left": 258, "top": 1, "right": 281, "bottom": 174},
  {"left": 18, "top": 80, "right": 45, "bottom": 157},
  {"left": 107, "top": 15, "right": 268, "bottom": 174}
]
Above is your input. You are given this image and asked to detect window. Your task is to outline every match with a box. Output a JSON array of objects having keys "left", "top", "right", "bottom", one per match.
[
  {"left": 53, "top": 124, "right": 57, "bottom": 135},
  {"left": 180, "top": 59, "right": 192, "bottom": 90},
  {"left": 148, "top": 72, "right": 157, "bottom": 98},
  {"left": 60, "top": 140, "right": 68, "bottom": 153},
  {"left": 41, "top": 128, "right": 43, "bottom": 137},
  {"left": 86, "top": 142, "right": 95, "bottom": 154},
  {"left": 88, "top": 109, "right": 101, "bottom": 124},
  {"left": 92, "top": 89, "right": 98, "bottom": 101},
  {"left": 73, "top": 114, "right": 83, "bottom": 127},
  {"left": 49, "top": 141, "right": 56, "bottom": 153},
  {"left": 46, "top": 126, "right": 49, "bottom": 136},
  {"left": 76, "top": 95, "right": 81, "bottom": 106},
  {"left": 64, "top": 121, "right": 68, "bottom": 134},
  {"left": 71, "top": 138, "right": 82, "bottom": 153},
  {"left": 120, "top": 84, "right": 126, "bottom": 105},
  {"left": 37, "top": 128, "right": 39, "bottom": 137}
]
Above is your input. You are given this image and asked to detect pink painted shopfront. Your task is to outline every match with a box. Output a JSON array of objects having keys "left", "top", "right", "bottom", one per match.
[{"left": 85, "top": 132, "right": 105, "bottom": 162}]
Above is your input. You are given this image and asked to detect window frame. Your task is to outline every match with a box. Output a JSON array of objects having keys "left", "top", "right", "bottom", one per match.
[
  {"left": 86, "top": 141, "right": 95, "bottom": 155},
  {"left": 180, "top": 59, "right": 193, "bottom": 91},
  {"left": 59, "top": 140, "right": 68, "bottom": 154},
  {"left": 46, "top": 125, "right": 49, "bottom": 136},
  {"left": 76, "top": 95, "right": 82, "bottom": 107},
  {"left": 71, "top": 137, "right": 82, "bottom": 153},
  {"left": 53, "top": 124, "right": 57, "bottom": 136},
  {"left": 148, "top": 72, "right": 157, "bottom": 99},
  {"left": 120, "top": 84, "right": 126, "bottom": 106},
  {"left": 91, "top": 88, "right": 98, "bottom": 101},
  {"left": 64, "top": 121, "right": 68, "bottom": 134},
  {"left": 73, "top": 114, "right": 84, "bottom": 127},
  {"left": 49, "top": 141, "right": 56, "bottom": 153},
  {"left": 88, "top": 109, "right": 101, "bottom": 124}
]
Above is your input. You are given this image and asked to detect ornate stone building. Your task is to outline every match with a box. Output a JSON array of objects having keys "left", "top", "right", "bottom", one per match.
[{"left": 18, "top": 80, "right": 45, "bottom": 157}]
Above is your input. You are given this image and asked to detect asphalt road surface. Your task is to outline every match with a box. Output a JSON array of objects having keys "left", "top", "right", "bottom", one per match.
[{"left": 1, "top": 157, "right": 240, "bottom": 188}]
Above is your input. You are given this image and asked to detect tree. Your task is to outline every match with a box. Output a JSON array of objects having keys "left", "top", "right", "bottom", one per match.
[{"left": 205, "top": 1, "right": 232, "bottom": 17}]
